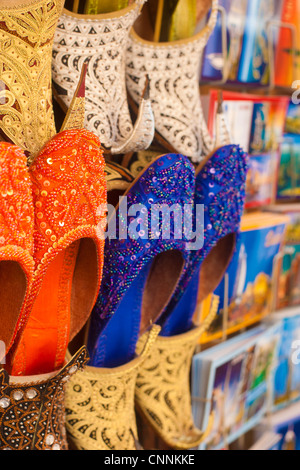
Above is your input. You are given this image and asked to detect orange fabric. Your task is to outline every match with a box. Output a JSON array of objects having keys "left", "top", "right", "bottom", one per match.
[
  {"left": 19, "top": 246, "right": 79, "bottom": 374},
  {"left": 0, "top": 143, "right": 34, "bottom": 359},
  {"left": 11, "top": 129, "right": 107, "bottom": 376}
]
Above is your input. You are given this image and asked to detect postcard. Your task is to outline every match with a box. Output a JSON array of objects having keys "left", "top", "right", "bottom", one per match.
[
  {"left": 192, "top": 323, "right": 281, "bottom": 450},
  {"left": 198, "top": 212, "right": 289, "bottom": 344},
  {"left": 277, "top": 134, "right": 300, "bottom": 200},
  {"left": 268, "top": 204, "right": 300, "bottom": 309}
]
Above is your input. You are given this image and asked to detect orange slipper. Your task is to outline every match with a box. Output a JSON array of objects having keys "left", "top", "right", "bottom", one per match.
[
  {"left": 0, "top": 143, "right": 34, "bottom": 362},
  {"left": 10, "top": 129, "right": 107, "bottom": 376}
]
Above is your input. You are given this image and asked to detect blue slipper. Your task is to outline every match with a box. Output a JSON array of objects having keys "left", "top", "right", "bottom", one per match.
[{"left": 88, "top": 153, "right": 195, "bottom": 367}]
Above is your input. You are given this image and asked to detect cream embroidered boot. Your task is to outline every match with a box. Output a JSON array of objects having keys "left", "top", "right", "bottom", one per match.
[
  {"left": 52, "top": 0, "right": 155, "bottom": 155},
  {"left": 125, "top": 0, "right": 219, "bottom": 162}
]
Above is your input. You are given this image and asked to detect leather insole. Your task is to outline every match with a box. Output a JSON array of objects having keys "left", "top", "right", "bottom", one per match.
[
  {"left": 70, "top": 238, "right": 99, "bottom": 342},
  {"left": 134, "top": 0, "right": 159, "bottom": 41},
  {"left": 141, "top": 249, "right": 184, "bottom": 333},
  {"left": 0, "top": 261, "right": 27, "bottom": 361},
  {"left": 198, "top": 233, "right": 236, "bottom": 304}
]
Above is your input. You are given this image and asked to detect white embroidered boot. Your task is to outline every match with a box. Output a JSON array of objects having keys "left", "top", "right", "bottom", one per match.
[
  {"left": 126, "top": 0, "right": 219, "bottom": 163},
  {"left": 52, "top": 1, "right": 155, "bottom": 155}
]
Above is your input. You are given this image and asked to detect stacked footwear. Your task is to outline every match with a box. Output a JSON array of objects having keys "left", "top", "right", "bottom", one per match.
[{"left": 0, "top": 0, "right": 249, "bottom": 451}]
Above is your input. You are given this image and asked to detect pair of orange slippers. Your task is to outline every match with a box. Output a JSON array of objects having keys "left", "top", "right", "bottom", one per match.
[{"left": 0, "top": 129, "right": 107, "bottom": 377}]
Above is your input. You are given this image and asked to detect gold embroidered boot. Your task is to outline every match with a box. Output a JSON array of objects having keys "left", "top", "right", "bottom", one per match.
[
  {"left": 0, "top": 0, "right": 64, "bottom": 163},
  {"left": 65, "top": 325, "right": 160, "bottom": 450},
  {"left": 135, "top": 308, "right": 217, "bottom": 450}
]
